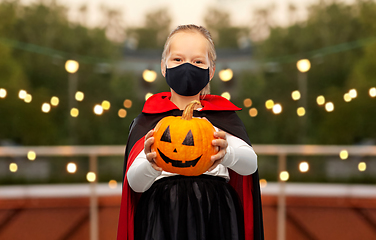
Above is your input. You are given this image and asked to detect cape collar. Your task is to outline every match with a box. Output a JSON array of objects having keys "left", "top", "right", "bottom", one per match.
[{"left": 142, "top": 92, "right": 241, "bottom": 114}]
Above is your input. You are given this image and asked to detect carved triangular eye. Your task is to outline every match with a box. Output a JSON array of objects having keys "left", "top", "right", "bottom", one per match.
[
  {"left": 182, "top": 130, "right": 194, "bottom": 146},
  {"left": 160, "top": 126, "right": 171, "bottom": 143}
]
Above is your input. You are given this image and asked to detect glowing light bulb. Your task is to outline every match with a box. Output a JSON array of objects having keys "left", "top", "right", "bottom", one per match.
[
  {"left": 358, "top": 162, "right": 366, "bottom": 171},
  {"left": 102, "top": 100, "right": 111, "bottom": 110},
  {"left": 118, "top": 109, "right": 127, "bottom": 118},
  {"left": 24, "top": 94, "right": 32, "bottom": 103},
  {"left": 18, "top": 90, "right": 27, "bottom": 99},
  {"left": 27, "top": 151, "right": 36, "bottom": 161},
  {"left": 0, "top": 88, "right": 7, "bottom": 98},
  {"left": 123, "top": 99, "right": 132, "bottom": 108},
  {"left": 108, "top": 180, "right": 118, "bottom": 189},
  {"left": 272, "top": 103, "right": 282, "bottom": 114},
  {"left": 291, "top": 90, "right": 301, "bottom": 101},
  {"left": 70, "top": 108, "right": 79, "bottom": 117},
  {"left": 86, "top": 172, "right": 96, "bottom": 182},
  {"left": 316, "top": 95, "right": 325, "bottom": 106},
  {"left": 279, "top": 171, "right": 289, "bottom": 181},
  {"left": 265, "top": 99, "right": 274, "bottom": 109},
  {"left": 343, "top": 93, "right": 352, "bottom": 102},
  {"left": 297, "top": 59, "right": 311, "bottom": 72},
  {"left": 369, "top": 87, "right": 376, "bottom": 97},
  {"left": 142, "top": 69, "right": 157, "bottom": 82},
  {"left": 221, "top": 92, "right": 231, "bottom": 100},
  {"left": 219, "top": 69, "right": 233, "bottom": 82},
  {"left": 51, "top": 96, "right": 59, "bottom": 106},
  {"left": 349, "top": 89, "right": 357, "bottom": 99},
  {"left": 299, "top": 162, "right": 309, "bottom": 172},
  {"left": 259, "top": 179, "right": 267, "bottom": 188},
  {"left": 94, "top": 105, "right": 103, "bottom": 115},
  {"left": 67, "top": 162, "right": 77, "bottom": 173},
  {"left": 9, "top": 163, "right": 18, "bottom": 172},
  {"left": 65, "top": 60, "right": 79, "bottom": 73},
  {"left": 249, "top": 108, "right": 258, "bottom": 117},
  {"left": 42, "top": 103, "right": 51, "bottom": 113},
  {"left": 75, "top": 91, "right": 84, "bottom": 101},
  {"left": 297, "top": 107, "right": 306, "bottom": 117},
  {"left": 145, "top": 93, "right": 153, "bottom": 101}
]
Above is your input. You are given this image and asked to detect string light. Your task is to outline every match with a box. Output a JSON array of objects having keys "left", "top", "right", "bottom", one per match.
[
  {"left": 41, "top": 103, "right": 51, "bottom": 113},
  {"left": 94, "top": 104, "right": 103, "bottom": 115},
  {"left": 118, "top": 109, "right": 127, "bottom": 118},
  {"left": 339, "top": 150, "right": 348, "bottom": 160},
  {"left": 123, "top": 99, "right": 132, "bottom": 108},
  {"left": 299, "top": 162, "right": 309, "bottom": 172},
  {"left": 249, "top": 108, "right": 258, "bottom": 117},
  {"left": 279, "top": 171, "right": 289, "bottom": 181},
  {"left": 27, "top": 151, "right": 36, "bottom": 161},
  {"left": 343, "top": 93, "right": 352, "bottom": 102},
  {"left": 297, "top": 107, "right": 306, "bottom": 116},
  {"left": 325, "top": 102, "right": 334, "bottom": 112},
  {"left": 108, "top": 180, "right": 118, "bottom": 189},
  {"left": 70, "top": 108, "right": 79, "bottom": 117},
  {"left": 101, "top": 100, "right": 111, "bottom": 110},
  {"left": 18, "top": 90, "right": 27, "bottom": 99},
  {"left": 145, "top": 93, "right": 153, "bottom": 101},
  {"left": 24, "top": 94, "right": 32, "bottom": 103},
  {"left": 219, "top": 69, "right": 233, "bottom": 82},
  {"left": 259, "top": 179, "right": 267, "bottom": 188},
  {"left": 349, "top": 89, "right": 357, "bottom": 99},
  {"left": 86, "top": 172, "right": 96, "bottom": 182},
  {"left": 51, "top": 96, "right": 59, "bottom": 106},
  {"left": 297, "top": 59, "right": 311, "bottom": 72},
  {"left": 9, "top": 163, "right": 18, "bottom": 172},
  {"left": 243, "top": 98, "right": 252, "bottom": 107},
  {"left": 369, "top": 87, "right": 376, "bottom": 97},
  {"left": 358, "top": 162, "right": 366, "bottom": 171},
  {"left": 0, "top": 88, "right": 7, "bottom": 98},
  {"left": 265, "top": 99, "right": 274, "bottom": 109},
  {"left": 75, "top": 91, "right": 84, "bottom": 101},
  {"left": 316, "top": 95, "right": 325, "bottom": 105},
  {"left": 272, "top": 103, "right": 282, "bottom": 114},
  {"left": 67, "top": 162, "right": 77, "bottom": 173},
  {"left": 291, "top": 90, "right": 301, "bottom": 101},
  {"left": 65, "top": 60, "right": 79, "bottom": 73},
  {"left": 221, "top": 92, "right": 231, "bottom": 100}
]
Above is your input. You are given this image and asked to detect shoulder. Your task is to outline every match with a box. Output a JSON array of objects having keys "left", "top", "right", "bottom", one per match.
[{"left": 201, "top": 95, "right": 241, "bottom": 111}]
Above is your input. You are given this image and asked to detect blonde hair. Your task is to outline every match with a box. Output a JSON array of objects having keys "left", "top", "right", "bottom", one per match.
[{"left": 161, "top": 24, "right": 216, "bottom": 96}]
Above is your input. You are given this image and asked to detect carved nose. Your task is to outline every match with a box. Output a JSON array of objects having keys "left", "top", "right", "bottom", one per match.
[{"left": 173, "top": 148, "right": 177, "bottom": 153}]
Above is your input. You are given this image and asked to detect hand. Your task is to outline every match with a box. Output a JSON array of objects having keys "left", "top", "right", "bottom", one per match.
[
  {"left": 144, "top": 129, "right": 162, "bottom": 172},
  {"left": 208, "top": 131, "right": 228, "bottom": 172}
]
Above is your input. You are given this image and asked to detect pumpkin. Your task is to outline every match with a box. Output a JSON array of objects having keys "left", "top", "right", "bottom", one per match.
[{"left": 151, "top": 100, "right": 218, "bottom": 176}]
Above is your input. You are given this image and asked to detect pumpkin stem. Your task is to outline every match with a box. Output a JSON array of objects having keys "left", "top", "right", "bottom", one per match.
[{"left": 182, "top": 100, "right": 201, "bottom": 120}]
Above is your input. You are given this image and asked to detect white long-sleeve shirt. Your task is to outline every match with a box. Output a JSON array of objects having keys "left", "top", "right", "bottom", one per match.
[{"left": 127, "top": 127, "right": 257, "bottom": 193}]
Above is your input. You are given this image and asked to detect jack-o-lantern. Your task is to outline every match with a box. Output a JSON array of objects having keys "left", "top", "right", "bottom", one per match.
[{"left": 152, "top": 100, "right": 218, "bottom": 176}]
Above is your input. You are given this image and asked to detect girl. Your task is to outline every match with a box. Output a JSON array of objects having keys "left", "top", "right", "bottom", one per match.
[{"left": 117, "top": 25, "right": 264, "bottom": 240}]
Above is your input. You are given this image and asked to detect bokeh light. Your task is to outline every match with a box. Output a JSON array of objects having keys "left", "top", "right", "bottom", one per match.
[
  {"left": 219, "top": 69, "right": 233, "bottom": 82},
  {"left": 86, "top": 172, "right": 96, "bottom": 182},
  {"left": 265, "top": 99, "right": 274, "bottom": 109},
  {"left": 343, "top": 93, "right": 352, "bottom": 102},
  {"left": 369, "top": 87, "right": 376, "bottom": 97},
  {"left": 123, "top": 99, "right": 132, "bottom": 108},
  {"left": 243, "top": 98, "right": 252, "bottom": 107},
  {"left": 18, "top": 90, "right": 27, "bottom": 99},
  {"left": 299, "top": 162, "right": 309, "bottom": 172},
  {"left": 94, "top": 105, "right": 103, "bottom": 115},
  {"left": 279, "top": 171, "right": 289, "bottom": 181},
  {"left": 67, "top": 162, "right": 77, "bottom": 173},
  {"left": 291, "top": 90, "right": 301, "bottom": 101},
  {"left": 316, "top": 95, "right": 325, "bottom": 105},
  {"left": 51, "top": 96, "right": 59, "bottom": 106},
  {"left": 65, "top": 60, "right": 79, "bottom": 73},
  {"left": 297, "top": 59, "right": 311, "bottom": 72},
  {"left": 272, "top": 103, "right": 282, "bottom": 114},
  {"left": 339, "top": 150, "right": 348, "bottom": 160},
  {"left": 42, "top": 103, "right": 51, "bottom": 113},
  {"left": 24, "top": 94, "right": 32, "bottom": 103},
  {"left": 221, "top": 92, "right": 231, "bottom": 100},
  {"left": 0, "top": 88, "right": 7, "bottom": 98},
  {"left": 142, "top": 69, "right": 157, "bottom": 82},
  {"left": 249, "top": 108, "right": 258, "bottom": 117},
  {"left": 108, "top": 180, "right": 118, "bottom": 189},
  {"left": 259, "top": 179, "right": 267, "bottom": 188},
  {"left": 70, "top": 108, "right": 79, "bottom": 117},
  {"left": 325, "top": 102, "right": 334, "bottom": 112},
  {"left": 349, "top": 89, "right": 357, "bottom": 99},
  {"left": 118, "top": 109, "right": 127, "bottom": 118},
  {"left": 75, "top": 91, "right": 84, "bottom": 101},
  {"left": 102, "top": 100, "right": 111, "bottom": 110},
  {"left": 358, "top": 162, "right": 366, "bottom": 171},
  {"left": 27, "top": 151, "right": 36, "bottom": 161},
  {"left": 145, "top": 93, "right": 153, "bottom": 101},
  {"left": 9, "top": 163, "right": 18, "bottom": 172},
  {"left": 297, "top": 107, "right": 306, "bottom": 116}
]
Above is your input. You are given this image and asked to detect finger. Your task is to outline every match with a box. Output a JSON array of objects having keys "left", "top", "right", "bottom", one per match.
[
  {"left": 214, "top": 131, "right": 226, "bottom": 139},
  {"left": 212, "top": 139, "right": 228, "bottom": 149},
  {"left": 145, "top": 129, "right": 154, "bottom": 140},
  {"left": 208, "top": 159, "right": 222, "bottom": 172},
  {"left": 144, "top": 137, "right": 155, "bottom": 154},
  {"left": 146, "top": 151, "right": 157, "bottom": 162},
  {"left": 150, "top": 161, "right": 163, "bottom": 172}
]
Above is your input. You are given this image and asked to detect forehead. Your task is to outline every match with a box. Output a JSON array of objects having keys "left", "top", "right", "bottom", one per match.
[{"left": 168, "top": 31, "right": 209, "bottom": 55}]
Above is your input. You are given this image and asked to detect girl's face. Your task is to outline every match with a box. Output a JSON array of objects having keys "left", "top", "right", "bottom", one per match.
[{"left": 162, "top": 31, "right": 215, "bottom": 79}]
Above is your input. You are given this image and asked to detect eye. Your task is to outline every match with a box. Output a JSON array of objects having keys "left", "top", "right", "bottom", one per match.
[
  {"left": 160, "top": 126, "right": 171, "bottom": 143},
  {"left": 182, "top": 130, "right": 194, "bottom": 146},
  {"left": 173, "top": 58, "right": 182, "bottom": 62},
  {"left": 195, "top": 60, "right": 203, "bottom": 64}
]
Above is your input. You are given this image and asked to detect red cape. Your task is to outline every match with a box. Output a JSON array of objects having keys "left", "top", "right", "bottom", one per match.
[{"left": 117, "top": 92, "right": 263, "bottom": 240}]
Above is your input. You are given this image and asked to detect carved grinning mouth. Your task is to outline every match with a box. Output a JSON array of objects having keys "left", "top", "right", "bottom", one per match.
[{"left": 157, "top": 149, "right": 202, "bottom": 168}]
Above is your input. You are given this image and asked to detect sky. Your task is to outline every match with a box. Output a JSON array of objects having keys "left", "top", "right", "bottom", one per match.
[{"left": 21, "top": 0, "right": 357, "bottom": 29}]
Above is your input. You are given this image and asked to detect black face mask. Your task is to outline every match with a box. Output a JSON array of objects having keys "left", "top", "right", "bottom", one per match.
[{"left": 165, "top": 63, "right": 210, "bottom": 96}]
